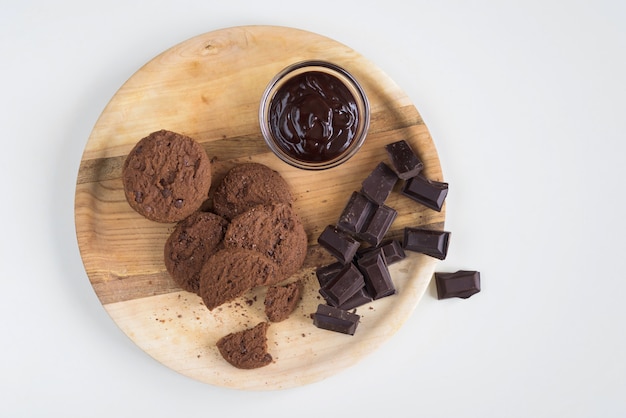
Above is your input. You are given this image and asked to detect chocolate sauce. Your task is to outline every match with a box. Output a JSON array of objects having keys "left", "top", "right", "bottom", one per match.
[{"left": 268, "top": 71, "right": 360, "bottom": 163}]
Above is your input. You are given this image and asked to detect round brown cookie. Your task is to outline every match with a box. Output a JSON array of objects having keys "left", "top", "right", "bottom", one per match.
[
  {"left": 163, "top": 211, "right": 228, "bottom": 295},
  {"left": 212, "top": 162, "right": 293, "bottom": 221},
  {"left": 223, "top": 202, "right": 308, "bottom": 280},
  {"left": 216, "top": 322, "right": 272, "bottom": 369},
  {"left": 199, "top": 248, "right": 280, "bottom": 311},
  {"left": 122, "top": 129, "right": 212, "bottom": 223}
]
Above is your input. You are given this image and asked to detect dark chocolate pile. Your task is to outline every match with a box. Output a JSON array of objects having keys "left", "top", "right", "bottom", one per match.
[{"left": 313, "top": 139, "right": 479, "bottom": 335}]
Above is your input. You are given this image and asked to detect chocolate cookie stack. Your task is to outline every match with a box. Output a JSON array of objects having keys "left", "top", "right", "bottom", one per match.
[{"left": 122, "top": 134, "right": 307, "bottom": 368}]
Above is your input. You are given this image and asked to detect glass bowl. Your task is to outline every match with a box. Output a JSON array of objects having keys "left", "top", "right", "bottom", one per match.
[{"left": 259, "top": 60, "right": 370, "bottom": 170}]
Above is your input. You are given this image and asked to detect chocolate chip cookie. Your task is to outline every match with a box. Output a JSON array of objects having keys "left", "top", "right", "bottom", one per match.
[
  {"left": 199, "top": 248, "right": 280, "bottom": 311},
  {"left": 122, "top": 130, "right": 212, "bottom": 222},
  {"left": 212, "top": 162, "right": 293, "bottom": 221},
  {"left": 163, "top": 211, "right": 228, "bottom": 295},
  {"left": 223, "top": 202, "right": 308, "bottom": 280}
]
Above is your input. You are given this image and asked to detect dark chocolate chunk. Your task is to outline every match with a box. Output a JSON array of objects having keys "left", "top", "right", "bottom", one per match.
[
  {"left": 401, "top": 174, "right": 449, "bottom": 212},
  {"left": 312, "top": 304, "right": 360, "bottom": 335},
  {"left": 338, "top": 288, "right": 373, "bottom": 310},
  {"left": 336, "top": 191, "right": 396, "bottom": 247},
  {"left": 357, "top": 250, "right": 395, "bottom": 300},
  {"left": 357, "top": 240, "right": 406, "bottom": 265},
  {"left": 359, "top": 204, "right": 397, "bottom": 246},
  {"left": 319, "top": 263, "right": 365, "bottom": 307},
  {"left": 316, "top": 262, "right": 344, "bottom": 287},
  {"left": 380, "top": 240, "right": 405, "bottom": 264},
  {"left": 435, "top": 270, "right": 481, "bottom": 299},
  {"left": 385, "top": 140, "right": 424, "bottom": 180},
  {"left": 361, "top": 162, "right": 398, "bottom": 205},
  {"left": 403, "top": 227, "right": 451, "bottom": 260},
  {"left": 318, "top": 225, "right": 361, "bottom": 264},
  {"left": 337, "top": 191, "right": 375, "bottom": 234},
  {"left": 317, "top": 262, "right": 372, "bottom": 310}
]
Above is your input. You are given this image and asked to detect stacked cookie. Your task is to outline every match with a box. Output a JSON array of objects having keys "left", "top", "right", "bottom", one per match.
[
  {"left": 122, "top": 130, "right": 307, "bottom": 313},
  {"left": 122, "top": 130, "right": 308, "bottom": 369}
]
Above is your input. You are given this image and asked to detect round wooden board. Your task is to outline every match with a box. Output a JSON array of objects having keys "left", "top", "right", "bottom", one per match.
[{"left": 75, "top": 25, "right": 445, "bottom": 390}]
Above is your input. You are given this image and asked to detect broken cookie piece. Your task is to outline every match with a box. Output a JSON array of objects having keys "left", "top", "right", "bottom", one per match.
[{"left": 216, "top": 322, "right": 273, "bottom": 369}]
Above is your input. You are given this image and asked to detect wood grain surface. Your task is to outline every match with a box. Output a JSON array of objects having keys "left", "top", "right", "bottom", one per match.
[{"left": 74, "top": 25, "right": 445, "bottom": 390}]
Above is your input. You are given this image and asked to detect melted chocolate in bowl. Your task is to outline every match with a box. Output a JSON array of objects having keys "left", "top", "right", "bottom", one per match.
[
  {"left": 269, "top": 71, "right": 359, "bottom": 163},
  {"left": 260, "top": 62, "right": 370, "bottom": 170}
]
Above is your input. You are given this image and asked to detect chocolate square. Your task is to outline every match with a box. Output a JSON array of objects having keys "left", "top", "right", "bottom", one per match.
[
  {"left": 401, "top": 174, "right": 448, "bottom": 212},
  {"left": 357, "top": 250, "right": 396, "bottom": 300},
  {"left": 435, "top": 270, "right": 481, "bottom": 299},
  {"left": 319, "top": 263, "right": 365, "bottom": 307},
  {"left": 359, "top": 205, "right": 397, "bottom": 246},
  {"left": 385, "top": 140, "right": 424, "bottom": 180},
  {"left": 402, "top": 227, "right": 451, "bottom": 260},
  {"left": 312, "top": 304, "right": 360, "bottom": 335},
  {"left": 318, "top": 225, "right": 361, "bottom": 264},
  {"left": 361, "top": 162, "right": 398, "bottom": 205},
  {"left": 337, "top": 191, "right": 375, "bottom": 235}
]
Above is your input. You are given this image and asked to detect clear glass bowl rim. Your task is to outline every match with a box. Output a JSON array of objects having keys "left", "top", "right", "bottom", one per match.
[{"left": 258, "top": 60, "right": 371, "bottom": 170}]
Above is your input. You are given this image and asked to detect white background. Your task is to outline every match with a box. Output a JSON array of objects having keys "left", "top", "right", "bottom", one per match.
[{"left": 2, "top": 1, "right": 625, "bottom": 417}]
